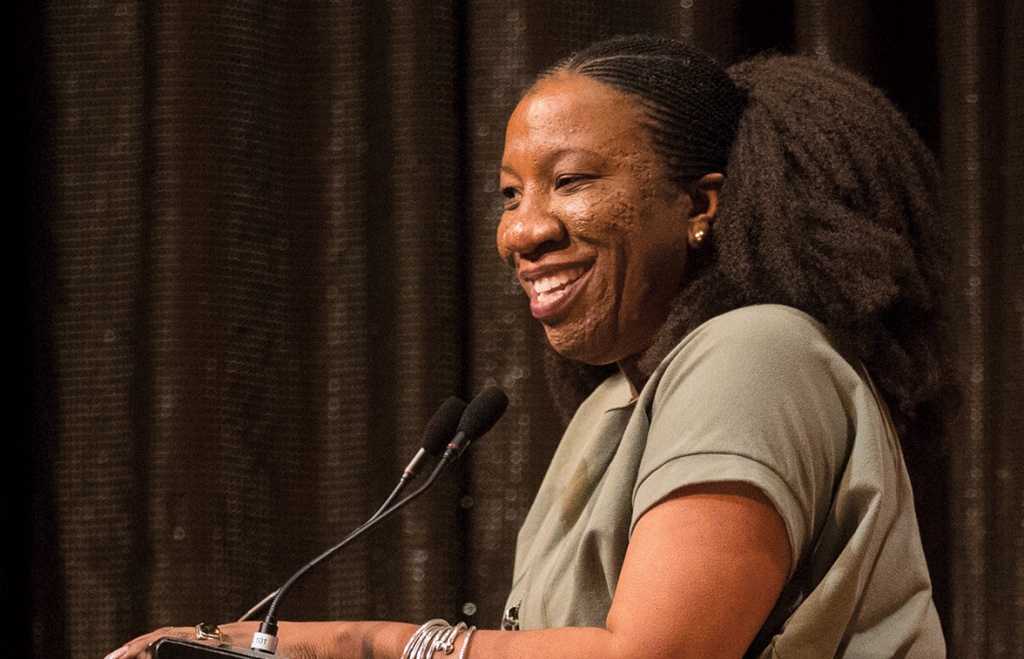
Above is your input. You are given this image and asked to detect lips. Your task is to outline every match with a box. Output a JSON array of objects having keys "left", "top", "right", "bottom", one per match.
[{"left": 520, "top": 265, "right": 589, "bottom": 321}]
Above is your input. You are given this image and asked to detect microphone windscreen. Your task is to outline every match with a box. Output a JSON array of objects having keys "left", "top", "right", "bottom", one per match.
[
  {"left": 457, "top": 387, "right": 509, "bottom": 441},
  {"left": 422, "top": 396, "right": 467, "bottom": 455}
]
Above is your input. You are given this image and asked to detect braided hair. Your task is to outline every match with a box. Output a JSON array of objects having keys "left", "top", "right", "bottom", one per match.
[
  {"left": 553, "top": 36, "right": 747, "bottom": 187},
  {"left": 540, "top": 35, "right": 956, "bottom": 456}
]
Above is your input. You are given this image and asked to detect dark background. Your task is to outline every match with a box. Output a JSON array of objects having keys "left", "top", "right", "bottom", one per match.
[{"left": 12, "top": 1, "right": 1022, "bottom": 658}]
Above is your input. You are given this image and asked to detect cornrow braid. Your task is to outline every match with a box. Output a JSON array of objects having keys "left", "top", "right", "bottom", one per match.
[
  {"left": 542, "top": 36, "right": 956, "bottom": 460},
  {"left": 550, "top": 35, "right": 747, "bottom": 186}
]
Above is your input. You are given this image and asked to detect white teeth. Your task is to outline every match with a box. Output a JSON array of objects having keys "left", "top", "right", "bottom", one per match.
[
  {"left": 532, "top": 268, "right": 585, "bottom": 296},
  {"left": 536, "top": 289, "right": 563, "bottom": 304}
]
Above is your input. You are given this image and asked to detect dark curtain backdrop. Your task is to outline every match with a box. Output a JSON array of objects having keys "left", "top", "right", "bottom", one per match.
[{"left": 14, "top": 1, "right": 1021, "bottom": 658}]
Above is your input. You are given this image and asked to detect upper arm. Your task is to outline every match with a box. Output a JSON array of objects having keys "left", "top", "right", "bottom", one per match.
[
  {"left": 634, "top": 307, "right": 851, "bottom": 575},
  {"left": 606, "top": 481, "right": 790, "bottom": 659}
]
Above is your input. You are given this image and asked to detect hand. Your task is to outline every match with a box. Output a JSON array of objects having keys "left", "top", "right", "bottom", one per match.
[{"left": 103, "top": 620, "right": 399, "bottom": 659}]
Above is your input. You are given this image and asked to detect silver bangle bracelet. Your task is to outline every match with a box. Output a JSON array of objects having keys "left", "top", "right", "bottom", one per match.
[
  {"left": 401, "top": 619, "right": 472, "bottom": 659},
  {"left": 402, "top": 619, "right": 446, "bottom": 659},
  {"left": 458, "top": 626, "right": 476, "bottom": 659}
]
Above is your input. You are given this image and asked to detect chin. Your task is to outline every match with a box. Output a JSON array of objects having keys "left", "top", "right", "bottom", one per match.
[{"left": 545, "top": 332, "right": 616, "bottom": 367}]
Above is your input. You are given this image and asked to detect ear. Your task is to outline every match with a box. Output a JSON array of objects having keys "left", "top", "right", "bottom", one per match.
[{"left": 687, "top": 172, "right": 724, "bottom": 249}]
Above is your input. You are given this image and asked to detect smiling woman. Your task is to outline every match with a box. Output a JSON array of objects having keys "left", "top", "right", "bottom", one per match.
[
  {"left": 108, "top": 34, "right": 953, "bottom": 659},
  {"left": 497, "top": 74, "right": 705, "bottom": 384}
]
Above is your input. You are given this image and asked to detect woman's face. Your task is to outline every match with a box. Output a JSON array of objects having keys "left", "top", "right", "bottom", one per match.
[{"left": 497, "top": 74, "right": 695, "bottom": 369}]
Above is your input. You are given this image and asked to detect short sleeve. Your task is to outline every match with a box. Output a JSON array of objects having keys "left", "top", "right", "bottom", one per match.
[{"left": 631, "top": 306, "right": 854, "bottom": 574}]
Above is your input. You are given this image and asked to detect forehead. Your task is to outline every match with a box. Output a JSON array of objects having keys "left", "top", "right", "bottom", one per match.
[{"left": 503, "top": 74, "right": 649, "bottom": 164}]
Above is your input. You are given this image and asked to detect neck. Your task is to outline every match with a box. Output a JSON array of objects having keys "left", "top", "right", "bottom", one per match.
[{"left": 616, "top": 358, "right": 647, "bottom": 398}]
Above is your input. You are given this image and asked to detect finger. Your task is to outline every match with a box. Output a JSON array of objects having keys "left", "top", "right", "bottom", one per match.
[
  {"left": 104, "top": 627, "right": 191, "bottom": 659},
  {"left": 103, "top": 646, "right": 129, "bottom": 659}
]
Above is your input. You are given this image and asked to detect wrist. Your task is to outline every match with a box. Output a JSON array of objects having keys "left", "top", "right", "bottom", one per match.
[{"left": 330, "top": 620, "right": 420, "bottom": 659}]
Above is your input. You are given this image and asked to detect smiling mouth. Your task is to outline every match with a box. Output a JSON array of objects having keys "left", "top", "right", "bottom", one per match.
[
  {"left": 532, "top": 268, "right": 586, "bottom": 303},
  {"left": 522, "top": 266, "right": 588, "bottom": 319}
]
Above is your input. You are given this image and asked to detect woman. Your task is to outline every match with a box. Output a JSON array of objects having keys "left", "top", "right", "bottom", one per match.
[{"left": 108, "top": 35, "right": 952, "bottom": 659}]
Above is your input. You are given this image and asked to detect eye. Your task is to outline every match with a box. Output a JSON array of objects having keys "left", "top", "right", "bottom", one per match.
[
  {"left": 500, "top": 186, "right": 521, "bottom": 210},
  {"left": 555, "top": 174, "right": 593, "bottom": 191}
]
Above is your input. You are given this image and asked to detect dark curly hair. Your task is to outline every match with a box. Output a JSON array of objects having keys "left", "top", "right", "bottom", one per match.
[{"left": 539, "top": 35, "right": 957, "bottom": 458}]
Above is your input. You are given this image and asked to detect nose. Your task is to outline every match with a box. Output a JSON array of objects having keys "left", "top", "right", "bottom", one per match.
[{"left": 497, "top": 201, "right": 567, "bottom": 264}]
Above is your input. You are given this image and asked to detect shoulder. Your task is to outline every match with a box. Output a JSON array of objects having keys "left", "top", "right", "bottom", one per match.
[
  {"left": 635, "top": 305, "right": 859, "bottom": 569},
  {"left": 647, "top": 304, "right": 859, "bottom": 410},
  {"left": 680, "top": 304, "right": 833, "bottom": 356}
]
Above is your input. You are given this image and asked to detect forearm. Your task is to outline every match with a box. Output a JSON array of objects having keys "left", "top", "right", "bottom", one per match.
[
  {"left": 110, "top": 608, "right": 752, "bottom": 659},
  {"left": 279, "top": 621, "right": 624, "bottom": 659},
  {"left": 313, "top": 620, "right": 416, "bottom": 659},
  {"left": 105, "top": 620, "right": 623, "bottom": 659},
  {"left": 201, "top": 621, "right": 416, "bottom": 659},
  {"left": 449, "top": 626, "right": 623, "bottom": 659}
]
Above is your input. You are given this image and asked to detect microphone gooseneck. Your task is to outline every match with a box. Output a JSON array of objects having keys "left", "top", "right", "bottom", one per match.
[
  {"left": 249, "top": 388, "right": 507, "bottom": 654},
  {"left": 368, "top": 395, "right": 469, "bottom": 521},
  {"left": 236, "top": 396, "right": 467, "bottom": 626}
]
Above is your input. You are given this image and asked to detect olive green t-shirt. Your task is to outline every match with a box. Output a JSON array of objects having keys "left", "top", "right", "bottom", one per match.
[{"left": 505, "top": 305, "right": 944, "bottom": 657}]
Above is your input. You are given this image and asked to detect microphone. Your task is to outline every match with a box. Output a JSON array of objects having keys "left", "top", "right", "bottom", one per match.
[
  {"left": 154, "top": 387, "right": 507, "bottom": 659},
  {"left": 235, "top": 395, "right": 468, "bottom": 624},
  {"left": 443, "top": 386, "right": 509, "bottom": 461},
  {"left": 401, "top": 396, "right": 469, "bottom": 480},
  {"left": 249, "top": 387, "right": 508, "bottom": 653}
]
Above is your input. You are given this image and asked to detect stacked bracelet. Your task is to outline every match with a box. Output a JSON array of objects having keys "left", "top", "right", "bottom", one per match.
[
  {"left": 458, "top": 626, "right": 476, "bottom": 659},
  {"left": 401, "top": 619, "right": 477, "bottom": 659}
]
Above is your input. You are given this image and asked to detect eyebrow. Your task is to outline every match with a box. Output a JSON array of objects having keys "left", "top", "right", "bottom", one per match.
[{"left": 500, "top": 147, "right": 606, "bottom": 175}]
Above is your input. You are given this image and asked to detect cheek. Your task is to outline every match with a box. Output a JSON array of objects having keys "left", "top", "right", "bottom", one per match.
[
  {"left": 565, "top": 191, "right": 641, "bottom": 240},
  {"left": 617, "top": 209, "right": 689, "bottom": 301}
]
